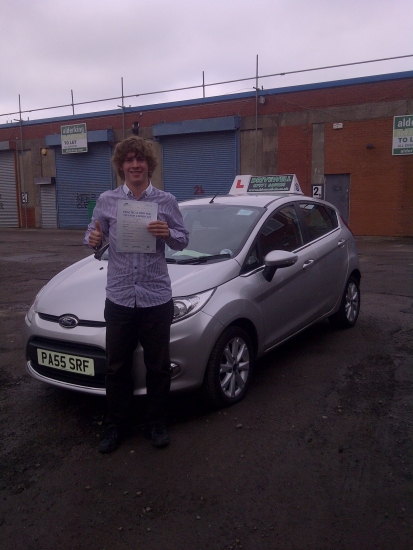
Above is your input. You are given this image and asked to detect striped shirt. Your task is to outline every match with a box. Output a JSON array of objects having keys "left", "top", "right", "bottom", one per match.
[{"left": 84, "top": 183, "right": 189, "bottom": 308}]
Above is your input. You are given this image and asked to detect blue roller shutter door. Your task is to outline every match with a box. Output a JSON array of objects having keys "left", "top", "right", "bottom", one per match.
[
  {"left": 162, "top": 131, "right": 238, "bottom": 202},
  {"left": 55, "top": 142, "right": 114, "bottom": 228}
]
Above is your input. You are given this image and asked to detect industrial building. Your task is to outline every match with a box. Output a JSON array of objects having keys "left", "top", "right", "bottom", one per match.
[{"left": 0, "top": 70, "right": 412, "bottom": 235}]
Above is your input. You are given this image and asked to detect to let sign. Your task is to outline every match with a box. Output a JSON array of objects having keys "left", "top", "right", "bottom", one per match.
[
  {"left": 61, "top": 123, "right": 88, "bottom": 154},
  {"left": 392, "top": 115, "right": 413, "bottom": 155}
]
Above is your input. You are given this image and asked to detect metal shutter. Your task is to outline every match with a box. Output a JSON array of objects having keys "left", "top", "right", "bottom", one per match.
[
  {"left": 161, "top": 131, "right": 238, "bottom": 202},
  {"left": 40, "top": 184, "right": 57, "bottom": 228},
  {"left": 55, "top": 142, "right": 114, "bottom": 228},
  {"left": 0, "top": 151, "right": 18, "bottom": 227}
]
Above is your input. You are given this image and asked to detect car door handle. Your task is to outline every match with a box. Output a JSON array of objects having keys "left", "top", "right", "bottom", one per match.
[
  {"left": 337, "top": 239, "right": 346, "bottom": 248},
  {"left": 302, "top": 259, "right": 315, "bottom": 270}
]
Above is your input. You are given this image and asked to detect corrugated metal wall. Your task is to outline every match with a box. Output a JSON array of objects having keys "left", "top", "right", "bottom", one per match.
[
  {"left": 55, "top": 142, "right": 114, "bottom": 228},
  {"left": 0, "top": 151, "right": 18, "bottom": 227},
  {"left": 40, "top": 184, "right": 58, "bottom": 228},
  {"left": 161, "top": 131, "right": 238, "bottom": 202}
]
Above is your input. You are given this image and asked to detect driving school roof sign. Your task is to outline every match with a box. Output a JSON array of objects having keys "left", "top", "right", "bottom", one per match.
[
  {"left": 229, "top": 174, "right": 303, "bottom": 195},
  {"left": 61, "top": 123, "right": 88, "bottom": 154},
  {"left": 392, "top": 115, "right": 413, "bottom": 155}
]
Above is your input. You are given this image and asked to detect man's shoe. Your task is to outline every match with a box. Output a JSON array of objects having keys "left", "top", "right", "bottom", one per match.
[
  {"left": 150, "top": 423, "right": 170, "bottom": 448},
  {"left": 98, "top": 425, "right": 122, "bottom": 453}
]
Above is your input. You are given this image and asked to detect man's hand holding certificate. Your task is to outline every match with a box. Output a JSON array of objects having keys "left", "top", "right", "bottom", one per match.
[
  {"left": 147, "top": 220, "right": 170, "bottom": 239},
  {"left": 116, "top": 200, "right": 159, "bottom": 253}
]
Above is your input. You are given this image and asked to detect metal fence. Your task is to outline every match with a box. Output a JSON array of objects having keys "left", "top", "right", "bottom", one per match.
[{"left": 2, "top": 54, "right": 412, "bottom": 124}]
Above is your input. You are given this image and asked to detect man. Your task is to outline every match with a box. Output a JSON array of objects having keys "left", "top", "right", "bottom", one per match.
[{"left": 84, "top": 136, "right": 189, "bottom": 453}]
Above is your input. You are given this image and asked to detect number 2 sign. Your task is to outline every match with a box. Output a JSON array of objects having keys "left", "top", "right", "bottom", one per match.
[{"left": 312, "top": 184, "right": 324, "bottom": 199}]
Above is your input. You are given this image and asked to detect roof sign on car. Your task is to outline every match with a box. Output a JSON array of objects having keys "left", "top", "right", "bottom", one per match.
[{"left": 229, "top": 174, "right": 303, "bottom": 195}]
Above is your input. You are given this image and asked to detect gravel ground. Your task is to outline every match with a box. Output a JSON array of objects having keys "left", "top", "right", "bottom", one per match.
[{"left": 0, "top": 229, "right": 412, "bottom": 550}]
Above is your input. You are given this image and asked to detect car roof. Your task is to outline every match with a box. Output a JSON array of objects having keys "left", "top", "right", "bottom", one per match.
[{"left": 180, "top": 193, "right": 298, "bottom": 208}]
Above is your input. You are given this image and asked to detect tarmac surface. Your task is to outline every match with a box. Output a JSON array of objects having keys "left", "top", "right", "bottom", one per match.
[{"left": 0, "top": 229, "right": 412, "bottom": 550}]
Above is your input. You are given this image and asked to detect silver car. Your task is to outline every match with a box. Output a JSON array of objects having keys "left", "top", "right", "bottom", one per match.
[{"left": 24, "top": 175, "right": 361, "bottom": 407}]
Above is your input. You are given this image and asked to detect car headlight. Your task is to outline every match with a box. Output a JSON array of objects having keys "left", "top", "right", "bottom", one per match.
[
  {"left": 172, "top": 289, "right": 215, "bottom": 323},
  {"left": 26, "top": 286, "right": 45, "bottom": 324}
]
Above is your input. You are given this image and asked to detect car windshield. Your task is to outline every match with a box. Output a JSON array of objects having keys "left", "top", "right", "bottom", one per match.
[{"left": 166, "top": 204, "right": 264, "bottom": 263}]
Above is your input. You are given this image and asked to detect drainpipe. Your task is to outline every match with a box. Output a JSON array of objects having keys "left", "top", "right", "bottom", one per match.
[
  {"left": 14, "top": 95, "right": 26, "bottom": 228},
  {"left": 254, "top": 55, "right": 258, "bottom": 175},
  {"left": 121, "top": 77, "right": 125, "bottom": 139}
]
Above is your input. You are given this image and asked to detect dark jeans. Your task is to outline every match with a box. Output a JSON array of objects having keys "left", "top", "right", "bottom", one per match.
[{"left": 104, "top": 298, "right": 174, "bottom": 429}]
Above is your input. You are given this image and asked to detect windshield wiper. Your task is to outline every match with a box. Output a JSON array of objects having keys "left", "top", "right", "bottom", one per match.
[{"left": 175, "top": 253, "right": 231, "bottom": 265}]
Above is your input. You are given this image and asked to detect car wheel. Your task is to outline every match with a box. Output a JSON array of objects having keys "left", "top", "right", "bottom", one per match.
[
  {"left": 202, "top": 326, "right": 254, "bottom": 408},
  {"left": 329, "top": 275, "right": 360, "bottom": 329}
]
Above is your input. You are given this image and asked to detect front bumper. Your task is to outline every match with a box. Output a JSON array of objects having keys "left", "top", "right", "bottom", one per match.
[{"left": 24, "top": 308, "right": 224, "bottom": 396}]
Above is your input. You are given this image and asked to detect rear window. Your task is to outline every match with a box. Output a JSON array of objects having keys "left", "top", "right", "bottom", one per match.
[
  {"left": 326, "top": 206, "right": 339, "bottom": 228},
  {"left": 298, "top": 203, "right": 336, "bottom": 241}
]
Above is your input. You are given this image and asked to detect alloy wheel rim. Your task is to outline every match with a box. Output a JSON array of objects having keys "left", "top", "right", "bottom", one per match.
[
  {"left": 345, "top": 282, "right": 359, "bottom": 322},
  {"left": 219, "top": 336, "right": 250, "bottom": 398}
]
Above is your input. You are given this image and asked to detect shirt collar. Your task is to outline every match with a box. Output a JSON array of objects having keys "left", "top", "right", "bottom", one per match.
[{"left": 123, "top": 182, "right": 153, "bottom": 199}]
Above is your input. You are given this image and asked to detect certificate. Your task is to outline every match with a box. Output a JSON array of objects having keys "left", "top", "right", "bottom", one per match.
[{"left": 116, "top": 200, "right": 158, "bottom": 253}]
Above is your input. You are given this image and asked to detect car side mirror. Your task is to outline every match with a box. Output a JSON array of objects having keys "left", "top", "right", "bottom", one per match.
[{"left": 262, "top": 250, "right": 298, "bottom": 282}]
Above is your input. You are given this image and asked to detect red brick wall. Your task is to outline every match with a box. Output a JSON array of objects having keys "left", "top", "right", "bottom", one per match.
[
  {"left": 20, "top": 207, "right": 36, "bottom": 228},
  {"left": 277, "top": 125, "right": 313, "bottom": 195},
  {"left": 325, "top": 118, "right": 413, "bottom": 236},
  {"left": 1, "top": 76, "right": 412, "bottom": 142}
]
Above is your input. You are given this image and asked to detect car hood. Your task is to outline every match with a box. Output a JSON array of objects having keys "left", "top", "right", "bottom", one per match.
[
  {"left": 36, "top": 255, "right": 241, "bottom": 321},
  {"left": 169, "top": 259, "right": 240, "bottom": 295}
]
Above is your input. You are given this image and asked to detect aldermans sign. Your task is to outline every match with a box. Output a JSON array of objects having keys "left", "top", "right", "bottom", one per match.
[
  {"left": 61, "top": 123, "right": 88, "bottom": 154},
  {"left": 392, "top": 115, "right": 413, "bottom": 156}
]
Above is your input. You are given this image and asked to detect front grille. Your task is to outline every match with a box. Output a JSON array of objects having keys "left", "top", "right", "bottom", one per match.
[
  {"left": 38, "top": 312, "right": 106, "bottom": 328},
  {"left": 31, "top": 364, "right": 106, "bottom": 388},
  {"left": 26, "top": 336, "right": 107, "bottom": 388}
]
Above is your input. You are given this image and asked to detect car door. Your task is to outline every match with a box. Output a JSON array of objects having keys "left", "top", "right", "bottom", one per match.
[
  {"left": 297, "top": 201, "right": 349, "bottom": 313},
  {"left": 244, "top": 203, "right": 322, "bottom": 351}
]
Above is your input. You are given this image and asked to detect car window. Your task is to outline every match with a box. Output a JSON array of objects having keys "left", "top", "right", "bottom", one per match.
[
  {"left": 258, "top": 204, "right": 304, "bottom": 256},
  {"left": 166, "top": 204, "right": 264, "bottom": 260},
  {"left": 326, "top": 206, "right": 339, "bottom": 228},
  {"left": 298, "top": 202, "right": 336, "bottom": 241},
  {"left": 242, "top": 242, "right": 261, "bottom": 273}
]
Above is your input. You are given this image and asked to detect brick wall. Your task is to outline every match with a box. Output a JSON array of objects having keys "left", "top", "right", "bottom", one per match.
[
  {"left": 277, "top": 125, "right": 313, "bottom": 195},
  {"left": 325, "top": 118, "right": 413, "bottom": 236},
  {"left": 20, "top": 207, "right": 36, "bottom": 228},
  {"left": 1, "top": 76, "right": 412, "bottom": 143}
]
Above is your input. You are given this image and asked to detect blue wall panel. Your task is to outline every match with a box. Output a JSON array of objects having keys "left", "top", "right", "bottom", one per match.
[{"left": 55, "top": 142, "right": 114, "bottom": 229}]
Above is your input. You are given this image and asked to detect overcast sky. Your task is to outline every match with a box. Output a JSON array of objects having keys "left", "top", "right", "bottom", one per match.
[{"left": 1, "top": 0, "right": 412, "bottom": 125}]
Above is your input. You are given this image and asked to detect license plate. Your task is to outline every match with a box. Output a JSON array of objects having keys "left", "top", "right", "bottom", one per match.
[{"left": 37, "top": 348, "right": 95, "bottom": 376}]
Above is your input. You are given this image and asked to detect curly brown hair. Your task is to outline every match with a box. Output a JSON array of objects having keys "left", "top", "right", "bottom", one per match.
[{"left": 112, "top": 136, "right": 158, "bottom": 179}]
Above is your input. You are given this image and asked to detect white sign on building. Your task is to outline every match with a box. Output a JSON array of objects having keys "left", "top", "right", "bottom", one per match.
[
  {"left": 61, "top": 123, "right": 88, "bottom": 154},
  {"left": 392, "top": 115, "right": 413, "bottom": 155}
]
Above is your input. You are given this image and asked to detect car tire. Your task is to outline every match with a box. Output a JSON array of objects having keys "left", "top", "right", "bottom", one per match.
[
  {"left": 202, "top": 326, "right": 254, "bottom": 408},
  {"left": 329, "top": 275, "right": 360, "bottom": 329}
]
